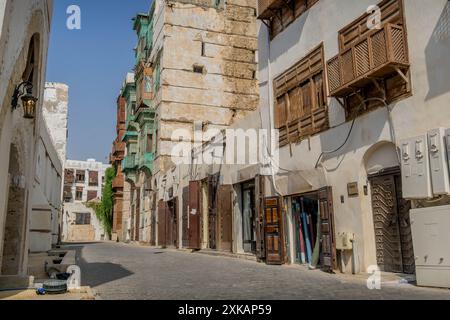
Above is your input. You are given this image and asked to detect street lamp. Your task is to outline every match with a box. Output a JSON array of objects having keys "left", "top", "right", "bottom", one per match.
[{"left": 11, "top": 81, "right": 38, "bottom": 119}]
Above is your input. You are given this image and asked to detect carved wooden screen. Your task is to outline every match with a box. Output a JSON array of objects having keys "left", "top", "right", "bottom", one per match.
[{"left": 274, "top": 44, "right": 328, "bottom": 147}]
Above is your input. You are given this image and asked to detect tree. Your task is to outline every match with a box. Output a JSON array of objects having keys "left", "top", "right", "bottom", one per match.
[{"left": 86, "top": 167, "right": 116, "bottom": 238}]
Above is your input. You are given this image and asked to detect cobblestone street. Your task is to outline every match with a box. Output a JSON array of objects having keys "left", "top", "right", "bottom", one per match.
[{"left": 72, "top": 242, "right": 450, "bottom": 300}]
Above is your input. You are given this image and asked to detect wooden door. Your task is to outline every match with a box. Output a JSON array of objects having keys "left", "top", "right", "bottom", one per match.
[
  {"left": 255, "top": 176, "right": 266, "bottom": 260},
  {"left": 170, "top": 198, "right": 178, "bottom": 248},
  {"left": 188, "top": 181, "right": 201, "bottom": 249},
  {"left": 370, "top": 174, "right": 414, "bottom": 273},
  {"left": 157, "top": 200, "right": 167, "bottom": 247},
  {"left": 264, "top": 197, "right": 285, "bottom": 265},
  {"left": 182, "top": 186, "right": 189, "bottom": 248},
  {"left": 319, "top": 187, "right": 337, "bottom": 272},
  {"left": 217, "top": 185, "right": 233, "bottom": 252}
]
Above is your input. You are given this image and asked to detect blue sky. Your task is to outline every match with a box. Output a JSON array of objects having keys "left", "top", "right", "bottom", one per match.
[{"left": 46, "top": 0, "right": 151, "bottom": 163}]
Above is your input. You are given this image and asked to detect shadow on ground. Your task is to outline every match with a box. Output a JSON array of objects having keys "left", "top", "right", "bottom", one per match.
[{"left": 63, "top": 243, "right": 134, "bottom": 288}]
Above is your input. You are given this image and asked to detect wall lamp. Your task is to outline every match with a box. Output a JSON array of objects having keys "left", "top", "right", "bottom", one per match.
[{"left": 12, "top": 81, "right": 38, "bottom": 119}]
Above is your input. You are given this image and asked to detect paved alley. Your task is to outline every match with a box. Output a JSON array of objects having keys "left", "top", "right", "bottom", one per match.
[{"left": 72, "top": 242, "right": 450, "bottom": 300}]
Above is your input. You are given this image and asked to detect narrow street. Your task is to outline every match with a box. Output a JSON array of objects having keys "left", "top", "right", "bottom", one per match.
[{"left": 72, "top": 242, "right": 450, "bottom": 300}]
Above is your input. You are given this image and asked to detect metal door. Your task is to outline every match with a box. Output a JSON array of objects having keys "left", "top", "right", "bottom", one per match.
[
  {"left": 188, "top": 181, "right": 201, "bottom": 249},
  {"left": 370, "top": 173, "right": 415, "bottom": 273},
  {"left": 264, "top": 197, "right": 285, "bottom": 265},
  {"left": 217, "top": 185, "right": 233, "bottom": 252},
  {"left": 319, "top": 187, "right": 337, "bottom": 272}
]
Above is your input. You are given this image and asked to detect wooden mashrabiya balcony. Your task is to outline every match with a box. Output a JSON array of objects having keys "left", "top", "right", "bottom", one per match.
[{"left": 327, "top": 23, "right": 409, "bottom": 97}]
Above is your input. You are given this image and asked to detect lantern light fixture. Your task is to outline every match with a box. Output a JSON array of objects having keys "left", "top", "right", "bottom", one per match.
[{"left": 11, "top": 81, "right": 38, "bottom": 119}]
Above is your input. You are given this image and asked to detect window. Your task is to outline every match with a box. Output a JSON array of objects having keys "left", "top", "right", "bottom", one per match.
[
  {"left": 193, "top": 65, "right": 204, "bottom": 74},
  {"left": 258, "top": 0, "right": 320, "bottom": 40},
  {"left": 87, "top": 190, "right": 98, "bottom": 202},
  {"left": 75, "top": 187, "right": 83, "bottom": 201},
  {"left": 88, "top": 171, "right": 99, "bottom": 186},
  {"left": 76, "top": 170, "right": 85, "bottom": 183},
  {"left": 75, "top": 212, "right": 91, "bottom": 225},
  {"left": 65, "top": 169, "right": 74, "bottom": 184},
  {"left": 146, "top": 134, "right": 153, "bottom": 153},
  {"left": 327, "top": 0, "right": 411, "bottom": 120},
  {"left": 273, "top": 44, "right": 328, "bottom": 147},
  {"left": 64, "top": 186, "right": 72, "bottom": 203}
]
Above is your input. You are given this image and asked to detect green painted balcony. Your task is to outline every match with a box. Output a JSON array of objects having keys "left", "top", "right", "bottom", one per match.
[
  {"left": 122, "top": 154, "right": 138, "bottom": 172},
  {"left": 122, "top": 131, "right": 139, "bottom": 144},
  {"left": 139, "top": 152, "right": 154, "bottom": 172}
]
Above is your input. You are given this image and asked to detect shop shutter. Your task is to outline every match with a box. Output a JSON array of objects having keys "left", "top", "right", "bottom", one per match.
[{"left": 319, "top": 187, "right": 337, "bottom": 272}]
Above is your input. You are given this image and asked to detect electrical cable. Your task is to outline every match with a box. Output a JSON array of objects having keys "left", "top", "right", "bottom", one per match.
[{"left": 314, "top": 97, "right": 396, "bottom": 169}]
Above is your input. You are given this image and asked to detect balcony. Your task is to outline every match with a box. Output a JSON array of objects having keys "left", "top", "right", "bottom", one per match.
[
  {"left": 139, "top": 152, "right": 154, "bottom": 172},
  {"left": 113, "top": 141, "right": 125, "bottom": 155},
  {"left": 122, "top": 154, "right": 138, "bottom": 172},
  {"left": 327, "top": 23, "right": 409, "bottom": 97},
  {"left": 257, "top": 0, "right": 284, "bottom": 19}
]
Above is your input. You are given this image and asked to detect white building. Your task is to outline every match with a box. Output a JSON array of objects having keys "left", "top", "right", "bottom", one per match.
[
  {"left": 29, "top": 115, "right": 63, "bottom": 253},
  {"left": 62, "top": 159, "right": 110, "bottom": 242},
  {"left": 0, "top": 0, "right": 53, "bottom": 276}
]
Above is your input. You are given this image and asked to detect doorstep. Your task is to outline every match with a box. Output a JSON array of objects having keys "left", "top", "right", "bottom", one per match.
[{"left": 192, "top": 249, "right": 258, "bottom": 262}]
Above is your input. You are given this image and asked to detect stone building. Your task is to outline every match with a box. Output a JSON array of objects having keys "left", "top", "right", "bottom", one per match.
[
  {"left": 110, "top": 94, "right": 127, "bottom": 242},
  {"left": 42, "top": 82, "right": 69, "bottom": 163},
  {"left": 121, "top": 0, "right": 259, "bottom": 247},
  {"left": 158, "top": 0, "right": 450, "bottom": 288},
  {"left": 0, "top": 0, "right": 53, "bottom": 276},
  {"left": 120, "top": 73, "right": 137, "bottom": 243},
  {"left": 62, "top": 159, "right": 110, "bottom": 242}
]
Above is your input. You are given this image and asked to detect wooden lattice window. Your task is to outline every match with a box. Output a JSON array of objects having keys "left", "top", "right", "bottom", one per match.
[
  {"left": 88, "top": 171, "right": 99, "bottom": 187},
  {"left": 259, "top": 0, "right": 320, "bottom": 40},
  {"left": 76, "top": 170, "right": 85, "bottom": 183},
  {"left": 64, "top": 169, "right": 75, "bottom": 184},
  {"left": 274, "top": 44, "right": 328, "bottom": 147},
  {"left": 327, "top": 0, "right": 411, "bottom": 120},
  {"left": 87, "top": 190, "right": 98, "bottom": 202}
]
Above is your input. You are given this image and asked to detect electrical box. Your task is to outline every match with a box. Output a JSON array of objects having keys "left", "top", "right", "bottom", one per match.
[
  {"left": 410, "top": 205, "right": 450, "bottom": 288},
  {"left": 428, "top": 128, "right": 450, "bottom": 195},
  {"left": 400, "top": 135, "right": 433, "bottom": 199},
  {"left": 336, "top": 232, "right": 354, "bottom": 250}
]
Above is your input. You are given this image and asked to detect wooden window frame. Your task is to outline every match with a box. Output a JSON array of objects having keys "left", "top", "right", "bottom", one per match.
[{"left": 273, "top": 43, "right": 329, "bottom": 147}]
